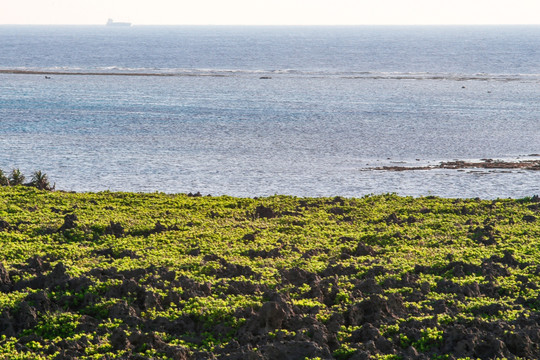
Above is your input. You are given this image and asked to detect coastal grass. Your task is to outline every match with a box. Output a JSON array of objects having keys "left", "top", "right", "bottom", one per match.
[{"left": 0, "top": 186, "right": 539, "bottom": 359}]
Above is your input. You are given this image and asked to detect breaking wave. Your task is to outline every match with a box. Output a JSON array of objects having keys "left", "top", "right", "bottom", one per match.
[{"left": 1, "top": 67, "right": 540, "bottom": 82}]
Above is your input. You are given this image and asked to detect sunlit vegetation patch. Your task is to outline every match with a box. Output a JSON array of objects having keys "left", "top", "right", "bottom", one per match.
[{"left": 0, "top": 187, "right": 539, "bottom": 359}]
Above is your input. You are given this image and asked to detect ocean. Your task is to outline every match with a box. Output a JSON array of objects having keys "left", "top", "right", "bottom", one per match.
[{"left": 0, "top": 25, "right": 539, "bottom": 198}]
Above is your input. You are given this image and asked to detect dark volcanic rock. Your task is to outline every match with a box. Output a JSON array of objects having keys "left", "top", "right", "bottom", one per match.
[
  {"left": 215, "top": 261, "right": 258, "bottom": 279},
  {"left": 245, "top": 247, "right": 281, "bottom": 259},
  {"left": 43, "top": 262, "right": 70, "bottom": 289},
  {"left": 385, "top": 213, "right": 402, "bottom": 225},
  {"left": 437, "top": 279, "right": 481, "bottom": 298},
  {"left": 259, "top": 340, "right": 332, "bottom": 359},
  {"left": 15, "top": 301, "right": 38, "bottom": 330},
  {"left": 110, "top": 328, "right": 130, "bottom": 350},
  {"left": 0, "top": 310, "right": 16, "bottom": 337},
  {"left": 153, "top": 221, "right": 167, "bottom": 233},
  {"left": 355, "top": 278, "right": 383, "bottom": 295},
  {"left": 301, "top": 248, "right": 324, "bottom": 259},
  {"left": 254, "top": 205, "right": 276, "bottom": 219},
  {"left": 280, "top": 267, "right": 321, "bottom": 286},
  {"left": 0, "top": 262, "right": 10, "bottom": 289},
  {"left": 350, "top": 323, "right": 381, "bottom": 342},
  {"left": 505, "top": 330, "right": 535, "bottom": 358},
  {"left": 27, "top": 255, "right": 49, "bottom": 273},
  {"left": 259, "top": 301, "right": 290, "bottom": 330},
  {"left": 226, "top": 280, "right": 267, "bottom": 295},
  {"left": 24, "top": 290, "right": 51, "bottom": 313},
  {"left": 242, "top": 233, "right": 256, "bottom": 242},
  {"left": 490, "top": 250, "right": 520, "bottom": 268},
  {"left": 58, "top": 213, "right": 78, "bottom": 232},
  {"left": 118, "top": 249, "right": 140, "bottom": 259},
  {"left": 0, "top": 219, "right": 10, "bottom": 231},
  {"left": 474, "top": 335, "right": 511, "bottom": 359},
  {"left": 346, "top": 294, "right": 406, "bottom": 326},
  {"left": 105, "top": 221, "right": 125, "bottom": 237},
  {"left": 470, "top": 224, "right": 498, "bottom": 245},
  {"left": 328, "top": 207, "right": 346, "bottom": 215},
  {"left": 354, "top": 242, "right": 376, "bottom": 256}
]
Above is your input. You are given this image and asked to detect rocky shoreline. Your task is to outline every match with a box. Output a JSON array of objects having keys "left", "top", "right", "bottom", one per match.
[
  {"left": 0, "top": 69, "right": 225, "bottom": 77},
  {"left": 373, "top": 159, "right": 540, "bottom": 172}
]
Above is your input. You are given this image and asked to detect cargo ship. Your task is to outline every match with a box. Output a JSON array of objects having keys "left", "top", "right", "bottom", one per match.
[{"left": 106, "top": 19, "right": 131, "bottom": 26}]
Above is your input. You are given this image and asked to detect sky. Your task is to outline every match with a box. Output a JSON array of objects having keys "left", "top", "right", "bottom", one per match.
[{"left": 1, "top": 0, "right": 540, "bottom": 25}]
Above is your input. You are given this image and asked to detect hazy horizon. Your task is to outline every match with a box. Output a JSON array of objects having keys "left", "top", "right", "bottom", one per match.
[{"left": 2, "top": 0, "right": 540, "bottom": 26}]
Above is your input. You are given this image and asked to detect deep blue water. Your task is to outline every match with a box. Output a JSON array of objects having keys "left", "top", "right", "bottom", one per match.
[{"left": 0, "top": 26, "right": 539, "bottom": 198}]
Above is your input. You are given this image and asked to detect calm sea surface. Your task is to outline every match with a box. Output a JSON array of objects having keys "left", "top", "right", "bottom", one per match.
[{"left": 0, "top": 26, "right": 539, "bottom": 198}]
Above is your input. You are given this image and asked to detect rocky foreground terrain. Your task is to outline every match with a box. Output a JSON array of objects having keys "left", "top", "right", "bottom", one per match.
[{"left": 0, "top": 187, "right": 539, "bottom": 359}]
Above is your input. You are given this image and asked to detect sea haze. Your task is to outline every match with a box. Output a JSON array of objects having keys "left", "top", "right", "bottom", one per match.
[{"left": 0, "top": 25, "right": 539, "bottom": 198}]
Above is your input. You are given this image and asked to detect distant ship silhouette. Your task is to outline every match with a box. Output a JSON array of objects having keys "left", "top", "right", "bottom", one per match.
[{"left": 106, "top": 19, "right": 131, "bottom": 27}]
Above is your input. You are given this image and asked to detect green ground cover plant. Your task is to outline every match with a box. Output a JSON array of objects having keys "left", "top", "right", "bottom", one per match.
[{"left": 0, "top": 186, "right": 539, "bottom": 359}]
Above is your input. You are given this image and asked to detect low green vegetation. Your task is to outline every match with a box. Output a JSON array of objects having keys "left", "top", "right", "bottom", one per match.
[{"left": 0, "top": 187, "right": 538, "bottom": 359}]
